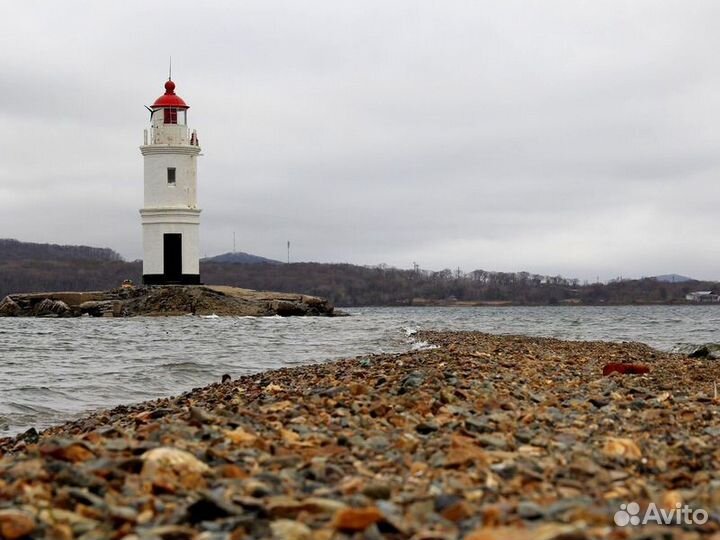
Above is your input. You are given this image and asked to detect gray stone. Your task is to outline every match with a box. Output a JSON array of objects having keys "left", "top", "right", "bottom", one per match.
[
  {"left": 589, "top": 396, "right": 609, "bottom": 408},
  {"left": 366, "top": 435, "right": 390, "bottom": 451},
  {"left": 514, "top": 429, "right": 534, "bottom": 444},
  {"left": 34, "top": 298, "right": 71, "bottom": 317},
  {"left": 400, "top": 371, "right": 424, "bottom": 392},
  {"left": 517, "top": 501, "right": 545, "bottom": 519},
  {"left": 546, "top": 497, "right": 594, "bottom": 519},
  {"left": 79, "top": 300, "right": 114, "bottom": 317},
  {"left": 362, "top": 483, "right": 392, "bottom": 500},
  {"left": 0, "top": 296, "right": 21, "bottom": 316},
  {"left": 465, "top": 416, "right": 492, "bottom": 433},
  {"left": 688, "top": 345, "right": 712, "bottom": 358},
  {"left": 434, "top": 493, "right": 462, "bottom": 512},
  {"left": 415, "top": 422, "right": 439, "bottom": 435},
  {"left": 269, "top": 300, "right": 308, "bottom": 316},
  {"left": 475, "top": 434, "right": 509, "bottom": 450}
]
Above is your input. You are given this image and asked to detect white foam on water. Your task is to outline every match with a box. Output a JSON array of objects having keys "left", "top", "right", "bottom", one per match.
[{"left": 410, "top": 340, "right": 439, "bottom": 351}]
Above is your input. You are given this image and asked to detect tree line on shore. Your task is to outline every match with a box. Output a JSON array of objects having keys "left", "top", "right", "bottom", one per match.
[
  {"left": 0, "top": 239, "right": 716, "bottom": 306},
  {"left": 201, "top": 262, "right": 713, "bottom": 306},
  {"left": 0, "top": 239, "right": 122, "bottom": 262}
]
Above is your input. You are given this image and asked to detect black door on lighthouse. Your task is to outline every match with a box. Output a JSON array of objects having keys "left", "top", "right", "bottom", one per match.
[{"left": 163, "top": 234, "right": 182, "bottom": 282}]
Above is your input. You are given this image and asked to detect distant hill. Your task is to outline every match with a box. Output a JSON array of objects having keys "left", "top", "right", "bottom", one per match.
[
  {"left": 652, "top": 274, "right": 695, "bottom": 283},
  {"left": 201, "top": 251, "right": 282, "bottom": 264},
  {"left": 0, "top": 239, "right": 134, "bottom": 297},
  {"left": 0, "top": 239, "right": 122, "bottom": 262}
]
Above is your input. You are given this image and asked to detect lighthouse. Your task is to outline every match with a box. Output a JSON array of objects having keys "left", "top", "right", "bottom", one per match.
[{"left": 140, "top": 78, "right": 202, "bottom": 285}]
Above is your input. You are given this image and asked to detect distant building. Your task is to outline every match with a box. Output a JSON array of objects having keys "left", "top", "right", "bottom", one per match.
[
  {"left": 685, "top": 291, "right": 720, "bottom": 303},
  {"left": 140, "top": 77, "right": 202, "bottom": 285}
]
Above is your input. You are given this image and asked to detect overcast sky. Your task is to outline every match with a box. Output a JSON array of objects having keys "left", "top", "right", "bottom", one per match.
[{"left": 2, "top": 1, "right": 720, "bottom": 281}]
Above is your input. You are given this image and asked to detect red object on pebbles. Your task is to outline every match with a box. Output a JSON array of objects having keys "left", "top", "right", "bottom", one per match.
[{"left": 602, "top": 363, "right": 650, "bottom": 376}]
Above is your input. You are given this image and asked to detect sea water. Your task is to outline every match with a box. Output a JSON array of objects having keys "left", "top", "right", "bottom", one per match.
[{"left": 1, "top": 305, "right": 719, "bottom": 435}]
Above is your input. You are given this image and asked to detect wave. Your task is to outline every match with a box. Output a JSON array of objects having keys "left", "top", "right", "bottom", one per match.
[
  {"left": 4, "top": 401, "right": 58, "bottom": 414},
  {"left": 158, "top": 361, "right": 206, "bottom": 370},
  {"left": 672, "top": 342, "right": 720, "bottom": 358}
]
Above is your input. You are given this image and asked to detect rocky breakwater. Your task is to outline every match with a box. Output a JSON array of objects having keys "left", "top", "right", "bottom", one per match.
[
  {"left": 0, "top": 285, "right": 336, "bottom": 318},
  {"left": 1, "top": 331, "right": 720, "bottom": 539}
]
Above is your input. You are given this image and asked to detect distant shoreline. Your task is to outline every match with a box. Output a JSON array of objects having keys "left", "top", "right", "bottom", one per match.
[{"left": 349, "top": 300, "right": 714, "bottom": 307}]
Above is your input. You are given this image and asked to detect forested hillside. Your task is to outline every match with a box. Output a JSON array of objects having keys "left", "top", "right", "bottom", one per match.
[
  {"left": 0, "top": 239, "right": 137, "bottom": 297},
  {"left": 0, "top": 260, "right": 141, "bottom": 298},
  {"left": 0, "top": 239, "right": 122, "bottom": 262},
  {"left": 201, "top": 263, "right": 717, "bottom": 306},
  {"left": 0, "top": 240, "right": 716, "bottom": 306}
]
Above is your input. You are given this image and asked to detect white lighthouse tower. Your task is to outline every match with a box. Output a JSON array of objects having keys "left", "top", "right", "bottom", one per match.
[{"left": 140, "top": 78, "right": 201, "bottom": 285}]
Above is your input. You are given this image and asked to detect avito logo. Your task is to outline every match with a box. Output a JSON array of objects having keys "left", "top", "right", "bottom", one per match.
[{"left": 614, "top": 501, "right": 708, "bottom": 527}]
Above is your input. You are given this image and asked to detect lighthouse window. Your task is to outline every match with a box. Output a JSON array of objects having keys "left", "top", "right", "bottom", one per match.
[
  {"left": 167, "top": 168, "right": 176, "bottom": 185},
  {"left": 164, "top": 107, "right": 178, "bottom": 124}
]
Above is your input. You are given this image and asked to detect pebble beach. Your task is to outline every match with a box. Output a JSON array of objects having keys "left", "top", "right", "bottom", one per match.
[{"left": 1, "top": 331, "right": 719, "bottom": 539}]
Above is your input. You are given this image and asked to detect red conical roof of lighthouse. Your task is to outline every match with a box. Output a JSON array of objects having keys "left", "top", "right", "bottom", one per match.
[{"left": 152, "top": 79, "right": 189, "bottom": 109}]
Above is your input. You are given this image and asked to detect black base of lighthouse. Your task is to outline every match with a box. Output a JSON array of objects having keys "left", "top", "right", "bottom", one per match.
[{"left": 142, "top": 274, "right": 201, "bottom": 285}]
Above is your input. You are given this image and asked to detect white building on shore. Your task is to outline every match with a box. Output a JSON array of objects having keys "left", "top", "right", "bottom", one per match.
[
  {"left": 139, "top": 78, "right": 202, "bottom": 285},
  {"left": 685, "top": 291, "right": 720, "bottom": 303}
]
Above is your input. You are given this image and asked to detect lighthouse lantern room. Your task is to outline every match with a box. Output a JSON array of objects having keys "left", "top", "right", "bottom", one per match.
[{"left": 140, "top": 78, "right": 202, "bottom": 285}]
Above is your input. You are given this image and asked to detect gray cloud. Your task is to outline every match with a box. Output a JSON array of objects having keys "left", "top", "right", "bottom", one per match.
[{"left": 2, "top": 1, "right": 720, "bottom": 281}]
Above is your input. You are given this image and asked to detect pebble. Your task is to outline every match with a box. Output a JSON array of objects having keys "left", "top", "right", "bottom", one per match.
[
  {"left": 474, "top": 434, "right": 509, "bottom": 450},
  {"left": 270, "top": 519, "right": 312, "bottom": 540},
  {"left": 362, "top": 483, "right": 392, "bottom": 500},
  {"left": 602, "top": 437, "right": 642, "bottom": 459},
  {"left": 415, "top": 422, "right": 439, "bottom": 434},
  {"left": 0, "top": 509, "right": 36, "bottom": 539},
  {"left": 517, "top": 501, "right": 545, "bottom": 519},
  {"left": 365, "top": 435, "right": 390, "bottom": 451},
  {"left": 332, "top": 507, "right": 383, "bottom": 531}
]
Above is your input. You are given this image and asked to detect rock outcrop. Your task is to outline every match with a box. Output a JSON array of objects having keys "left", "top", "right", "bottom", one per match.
[
  {"left": 34, "top": 298, "right": 71, "bottom": 317},
  {"left": 0, "top": 285, "right": 336, "bottom": 318},
  {"left": 0, "top": 296, "right": 21, "bottom": 317}
]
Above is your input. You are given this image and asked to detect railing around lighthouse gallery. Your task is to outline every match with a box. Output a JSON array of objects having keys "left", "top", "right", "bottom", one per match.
[{"left": 143, "top": 128, "right": 200, "bottom": 146}]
